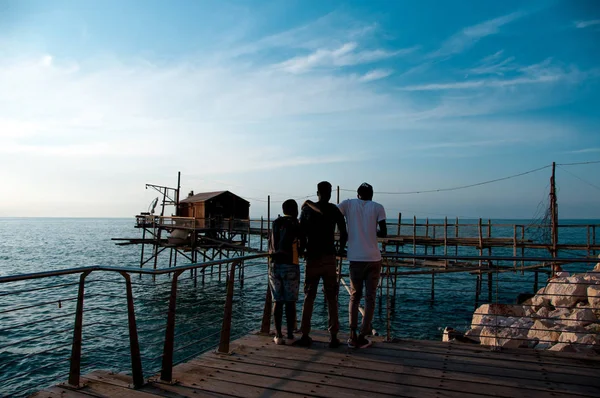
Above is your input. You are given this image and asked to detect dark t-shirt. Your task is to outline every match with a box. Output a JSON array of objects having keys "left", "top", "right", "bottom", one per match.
[
  {"left": 269, "top": 216, "right": 301, "bottom": 265},
  {"left": 300, "top": 202, "right": 346, "bottom": 259}
]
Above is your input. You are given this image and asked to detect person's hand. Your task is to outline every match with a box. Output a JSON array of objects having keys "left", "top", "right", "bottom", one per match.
[{"left": 302, "top": 199, "right": 315, "bottom": 209}]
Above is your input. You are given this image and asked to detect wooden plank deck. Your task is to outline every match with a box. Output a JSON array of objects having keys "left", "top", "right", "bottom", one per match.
[{"left": 32, "top": 331, "right": 600, "bottom": 398}]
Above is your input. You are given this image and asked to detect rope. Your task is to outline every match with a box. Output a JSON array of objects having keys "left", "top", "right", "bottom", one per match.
[{"left": 340, "top": 165, "right": 551, "bottom": 195}]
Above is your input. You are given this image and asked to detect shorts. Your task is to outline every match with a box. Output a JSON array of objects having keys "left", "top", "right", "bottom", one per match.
[{"left": 269, "top": 263, "right": 300, "bottom": 302}]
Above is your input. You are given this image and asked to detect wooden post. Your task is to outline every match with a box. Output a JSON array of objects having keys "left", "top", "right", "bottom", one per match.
[
  {"left": 425, "top": 218, "right": 429, "bottom": 255},
  {"left": 432, "top": 223, "right": 436, "bottom": 256},
  {"left": 412, "top": 216, "right": 416, "bottom": 266},
  {"left": 267, "top": 195, "right": 271, "bottom": 241},
  {"left": 550, "top": 161, "right": 558, "bottom": 275},
  {"left": 337, "top": 185, "right": 340, "bottom": 204},
  {"left": 455, "top": 217, "right": 459, "bottom": 256},
  {"left": 587, "top": 226, "right": 591, "bottom": 257},
  {"left": 431, "top": 271, "right": 435, "bottom": 302},
  {"left": 594, "top": 226, "right": 597, "bottom": 257},
  {"left": 260, "top": 216, "right": 264, "bottom": 252},
  {"left": 478, "top": 218, "right": 483, "bottom": 269},
  {"left": 444, "top": 217, "right": 448, "bottom": 268},
  {"left": 513, "top": 225, "right": 517, "bottom": 270},
  {"left": 396, "top": 212, "right": 401, "bottom": 254},
  {"left": 521, "top": 226, "right": 525, "bottom": 270}
]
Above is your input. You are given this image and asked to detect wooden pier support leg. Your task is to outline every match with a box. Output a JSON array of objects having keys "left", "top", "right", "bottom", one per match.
[
  {"left": 444, "top": 217, "right": 448, "bottom": 268},
  {"left": 474, "top": 274, "right": 481, "bottom": 311}
]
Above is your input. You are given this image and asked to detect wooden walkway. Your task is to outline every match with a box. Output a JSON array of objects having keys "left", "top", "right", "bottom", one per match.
[{"left": 33, "top": 331, "right": 600, "bottom": 398}]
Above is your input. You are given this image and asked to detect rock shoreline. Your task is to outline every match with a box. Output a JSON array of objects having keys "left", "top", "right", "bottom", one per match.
[{"left": 443, "top": 257, "right": 600, "bottom": 353}]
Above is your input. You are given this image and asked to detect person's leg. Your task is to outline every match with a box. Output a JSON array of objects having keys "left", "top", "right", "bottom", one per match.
[
  {"left": 269, "top": 263, "right": 286, "bottom": 344},
  {"left": 321, "top": 255, "right": 340, "bottom": 347},
  {"left": 282, "top": 264, "right": 300, "bottom": 341},
  {"left": 358, "top": 261, "right": 382, "bottom": 346},
  {"left": 348, "top": 261, "right": 366, "bottom": 347},
  {"left": 273, "top": 301, "right": 284, "bottom": 338},
  {"left": 298, "top": 259, "right": 319, "bottom": 345},
  {"left": 285, "top": 301, "right": 296, "bottom": 339}
]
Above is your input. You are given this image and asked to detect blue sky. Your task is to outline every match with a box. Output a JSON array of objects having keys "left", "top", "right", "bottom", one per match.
[{"left": 1, "top": 0, "right": 599, "bottom": 218}]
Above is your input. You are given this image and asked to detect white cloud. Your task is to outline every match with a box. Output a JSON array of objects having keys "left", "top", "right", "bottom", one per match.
[
  {"left": 401, "top": 59, "right": 587, "bottom": 91},
  {"left": 429, "top": 11, "right": 525, "bottom": 58},
  {"left": 575, "top": 19, "right": 600, "bottom": 29},
  {"left": 358, "top": 69, "right": 393, "bottom": 82},
  {"left": 276, "top": 42, "right": 415, "bottom": 73}
]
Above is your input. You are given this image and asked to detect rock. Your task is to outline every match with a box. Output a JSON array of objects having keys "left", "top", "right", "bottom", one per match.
[
  {"left": 549, "top": 343, "right": 577, "bottom": 352},
  {"left": 465, "top": 327, "right": 482, "bottom": 343},
  {"left": 588, "top": 285, "right": 600, "bottom": 309},
  {"left": 471, "top": 304, "right": 526, "bottom": 329},
  {"left": 527, "top": 319, "right": 561, "bottom": 345},
  {"left": 549, "top": 308, "right": 571, "bottom": 320},
  {"left": 545, "top": 276, "right": 588, "bottom": 308},
  {"left": 573, "top": 334, "right": 600, "bottom": 352},
  {"left": 479, "top": 317, "right": 533, "bottom": 348},
  {"left": 532, "top": 287, "right": 551, "bottom": 308},
  {"left": 558, "top": 331, "right": 588, "bottom": 344},
  {"left": 561, "top": 308, "right": 597, "bottom": 327},
  {"left": 535, "top": 307, "right": 550, "bottom": 319}
]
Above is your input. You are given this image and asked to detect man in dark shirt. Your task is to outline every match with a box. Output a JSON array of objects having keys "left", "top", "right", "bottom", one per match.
[{"left": 296, "top": 181, "right": 348, "bottom": 348}]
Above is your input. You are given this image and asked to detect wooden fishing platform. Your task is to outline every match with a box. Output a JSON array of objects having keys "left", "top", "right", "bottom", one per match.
[{"left": 33, "top": 331, "right": 600, "bottom": 398}]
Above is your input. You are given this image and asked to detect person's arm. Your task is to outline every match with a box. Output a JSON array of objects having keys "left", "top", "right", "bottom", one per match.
[
  {"left": 334, "top": 206, "right": 348, "bottom": 255},
  {"left": 298, "top": 209, "right": 308, "bottom": 256},
  {"left": 377, "top": 219, "right": 387, "bottom": 238},
  {"left": 377, "top": 205, "right": 387, "bottom": 238}
]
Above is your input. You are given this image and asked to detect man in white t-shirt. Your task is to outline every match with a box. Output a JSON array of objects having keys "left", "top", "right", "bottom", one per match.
[{"left": 338, "top": 182, "right": 387, "bottom": 349}]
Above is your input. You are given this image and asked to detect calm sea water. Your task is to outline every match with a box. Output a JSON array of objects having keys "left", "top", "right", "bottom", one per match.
[{"left": 0, "top": 217, "right": 598, "bottom": 397}]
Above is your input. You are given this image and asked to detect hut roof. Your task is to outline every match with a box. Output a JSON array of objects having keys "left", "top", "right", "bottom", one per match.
[{"left": 179, "top": 190, "right": 248, "bottom": 204}]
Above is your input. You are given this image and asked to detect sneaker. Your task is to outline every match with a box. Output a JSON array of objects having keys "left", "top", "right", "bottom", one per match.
[
  {"left": 293, "top": 335, "right": 312, "bottom": 347},
  {"left": 329, "top": 336, "right": 341, "bottom": 349},
  {"left": 274, "top": 336, "right": 285, "bottom": 345},
  {"left": 357, "top": 335, "right": 372, "bottom": 349},
  {"left": 347, "top": 336, "right": 357, "bottom": 349}
]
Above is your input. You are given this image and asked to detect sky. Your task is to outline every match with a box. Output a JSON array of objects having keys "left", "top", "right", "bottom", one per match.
[{"left": 1, "top": 0, "right": 599, "bottom": 219}]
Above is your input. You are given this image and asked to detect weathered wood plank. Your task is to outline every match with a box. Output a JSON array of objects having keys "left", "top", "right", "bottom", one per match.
[
  {"left": 30, "top": 386, "right": 95, "bottom": 398},
  {"left": 232, "top": 336, "right": 600, "bottom": 397}
]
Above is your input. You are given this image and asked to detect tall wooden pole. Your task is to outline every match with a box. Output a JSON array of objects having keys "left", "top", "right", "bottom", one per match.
[
  {"left": 550, "top": 162, "right": 558, "bottom": 274},
  {"left": 337, "top": 185, "right": 340, "bottom": 204}
]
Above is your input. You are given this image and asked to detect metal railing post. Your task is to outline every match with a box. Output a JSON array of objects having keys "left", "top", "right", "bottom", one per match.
[
  {"left": 68, "top": 270, "right": 91, "bottom": 387},
  {"left": 161, "top": 269, "right": 183, "bottom": 383},
  {"left": 217, "top": 261, "right": 238, "bottom": 354},
  {"left": 120, "top": 272, "right": 144, "bottom": 388}
]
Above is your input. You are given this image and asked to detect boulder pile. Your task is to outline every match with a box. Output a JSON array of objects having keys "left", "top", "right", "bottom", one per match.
[{"left": 444, "top": 257, "right": 600, "bottom": 353}]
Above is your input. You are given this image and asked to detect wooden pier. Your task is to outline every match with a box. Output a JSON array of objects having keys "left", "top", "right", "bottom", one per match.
[{"left": 33, "top": 331, "right": 600, "bottom": 398}]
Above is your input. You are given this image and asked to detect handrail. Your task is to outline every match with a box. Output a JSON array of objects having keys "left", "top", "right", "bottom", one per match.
[
  {"left": 381, "top": 253, "right": 598, "bottom": 263},
  {"left": 0, "top": 253, "right": 268, "bottom": 284}
]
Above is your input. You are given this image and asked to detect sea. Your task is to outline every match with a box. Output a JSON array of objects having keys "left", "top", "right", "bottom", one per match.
[{"left": 0, "top": 217, "right": 598, "bottom": 397}]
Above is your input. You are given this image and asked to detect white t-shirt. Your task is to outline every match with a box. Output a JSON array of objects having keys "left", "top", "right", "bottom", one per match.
[{"left": 338, "top": 199, "right": 386, "bottom": 262}]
